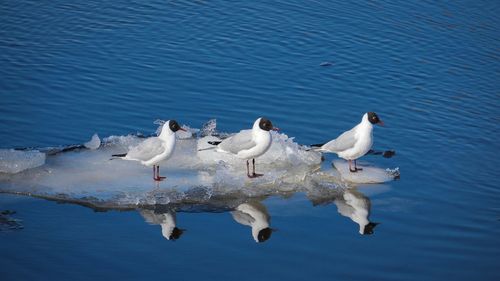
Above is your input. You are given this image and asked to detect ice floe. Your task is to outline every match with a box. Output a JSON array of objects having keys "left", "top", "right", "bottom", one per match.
[{"left": 0, "top": 120, "right": 399, "bottom": 208}]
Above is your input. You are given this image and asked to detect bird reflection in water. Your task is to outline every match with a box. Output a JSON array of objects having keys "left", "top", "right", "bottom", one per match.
[
  {"left": 336, "top": 189, "right": 379, "bottom": 235},
  {"left": 231, "top": 201, "right": 274, "bottom": 243},
  {"left": 139, "top": 208, "right": 185, "bottom": 240},
  {"left": 310, "top": 188, "right": 379, "bottom": 235}
]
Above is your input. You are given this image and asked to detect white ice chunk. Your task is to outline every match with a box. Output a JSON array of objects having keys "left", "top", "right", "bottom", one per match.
[
  {"left": 0, "top": 149, "right": 46, "bottom": 174},
  {"left": 332, "top": 160, "right": 398, "bottom": 184},
  {"left": 176, "top": 125, "right": 198, "bottom": 139},
  {"left": 84, "top": 133, "right": 101, "bottom": 150},
  {"left": 200, "top": 119, "right": 217, "bottom": 137},
  {"left": 103, "top": 135, "right": 143, "bottom": 150}
]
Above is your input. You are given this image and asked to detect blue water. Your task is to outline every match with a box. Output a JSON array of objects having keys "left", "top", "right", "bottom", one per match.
[{"left": 1, "top": 0, "right": 499, "bottom": 280}]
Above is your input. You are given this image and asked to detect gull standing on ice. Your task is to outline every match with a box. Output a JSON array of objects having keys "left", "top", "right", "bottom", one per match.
[
  {"left": 112, "top": 120, "right": 185, "bottom": 181},
  {"left": 312, "top": 112, "right": 384, "bottom": 172},
  {"left": 207, "top": 117, "right": 278, "bottom": 178}
]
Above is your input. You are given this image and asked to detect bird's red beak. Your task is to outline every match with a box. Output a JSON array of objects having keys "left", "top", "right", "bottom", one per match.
[
  {"left": 272, "top": 127, "right": 280, "bottom": 131},
  {"left": 179, "top": 128, "right": 187, "bottom": 132},
  {"left": 378, "top": 120, "right": 385, "bottom": 126}
]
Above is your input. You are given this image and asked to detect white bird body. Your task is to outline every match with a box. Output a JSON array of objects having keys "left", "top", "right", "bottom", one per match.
[
  {"left": 319, "top": 113, "right": 374, "bottom": 160},
  {"left": 112, "top": 120, "right": 184, "bottom": 181},
  {"left": 216, "top": 118, "right": 272, "bottom": 160},
  {"left": 124, "top": 132, "right": 176, "bottom": 166},
  {"left": 207, "top": 117, "right": 277, "bottom": 178}
]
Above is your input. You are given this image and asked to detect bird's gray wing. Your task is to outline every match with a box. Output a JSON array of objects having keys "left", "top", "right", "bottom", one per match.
[
  {"left": 218, "top": 129, "right": 256, "bottom": 154},
  {"left": 231, "top": 210, "right": 255, "bottom": 226},
  {"left": 322, "top": 127, "right": 358, "bottom": 152},
  {"left": 126, "top": 137, "right": 165, "bottom": 161},
  {"left": 335, "top": 199, "right": 356, "bottom": 218},
  {"left": 139, "top": 210, "right": 164, "bottom": 225}
]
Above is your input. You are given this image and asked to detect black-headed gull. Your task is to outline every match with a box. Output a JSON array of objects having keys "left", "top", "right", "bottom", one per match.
[
  {"left": 207, "top": 117, "right": 278, "bottom": 178},
  {"left": 231, "top": 201, "right": 274, "bottom": 243},
  {"left": 312, "top": 112, "right": 384, "bottom": 172},
  {"left": 112, "top": 120, "right": 185, "bottom": 181}
]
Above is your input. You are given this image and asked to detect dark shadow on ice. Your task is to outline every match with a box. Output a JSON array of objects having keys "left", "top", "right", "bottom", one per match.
[{"left": 366, "top": 149, "right": 396, "bottom": 158}]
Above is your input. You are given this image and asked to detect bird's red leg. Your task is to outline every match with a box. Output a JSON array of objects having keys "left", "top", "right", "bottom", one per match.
[
  {"left": 354, "top": 160, "right": 363, "bottom": 171},
  {"left": 252, "top": 158, "right": 263, "bottom": 178},
  {"left": 157, "top": 165, "right": 166, "bottom": 181},
  {"left": 349, "top": 160, "right": 357, "bottom": 173},
  {"left": 246, "top": 160, "right": 252, "bottom": 178}
]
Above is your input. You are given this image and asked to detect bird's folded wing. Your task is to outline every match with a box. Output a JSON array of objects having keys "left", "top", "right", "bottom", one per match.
[
  {"left": 231, "top": 210, "right": 255, "bottom": 226},
  {"left": 139, "top": 210, "right": 164, "bottom": 225},
  {"left": 218, "top": 129, "right": 256, "bottom": 154},
  {"left": 344, "top": 192, "right": 371, "bottom": 210},
  {"left": 322, "top": 128, "right": 357, "bottom": 152},
  {"left": 335, "top": 200, "right": 356, "bottom": 218},
  {"left": 126, "top": 137, "right": 166, "bottom": 161}
]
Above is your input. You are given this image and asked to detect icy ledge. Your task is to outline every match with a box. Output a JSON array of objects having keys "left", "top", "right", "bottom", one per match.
[{"left": 0, "top": 149, "right": 46, "bottom": 174}]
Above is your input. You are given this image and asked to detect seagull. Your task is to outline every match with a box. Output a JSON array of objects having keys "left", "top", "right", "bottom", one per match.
[
  {"left": 207, "top": 117, "right": 278, "bottom": 178},
  {"left": 112, "top": 120, "right": 185, "bottom": 181},
  {"left": 312, "top": 112, "right": 384, "bottom": 172},
  {"left": 231, "top": 201, "right": 274, "bottom": 243}
]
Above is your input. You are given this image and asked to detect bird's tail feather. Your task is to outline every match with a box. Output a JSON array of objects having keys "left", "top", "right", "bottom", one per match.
[
  {"left": 310, "top": 143, "right": 326, "bottom": 147},
  {"left": 110, "top": 153, "right": 127, "bottom": 160},
  {"left": 198, "top": 147, "right": 217, "bottom": 152},
  {"left": 197, "top": 140, "right": 222, "bottom": 152},
  {"left": 305, "top": 143, "right": 326, "bottom": 152}
]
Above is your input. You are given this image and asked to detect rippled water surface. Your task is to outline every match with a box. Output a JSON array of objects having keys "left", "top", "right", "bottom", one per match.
[{"left": 1, "top": 0, "right": 499, "bottom": 280}]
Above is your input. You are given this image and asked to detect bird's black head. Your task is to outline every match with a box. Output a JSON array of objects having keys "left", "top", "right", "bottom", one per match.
[
  {"left": 259, "top": 118, "right": 273, "bottom": 131},
  {"left": 169, "top": 227, "right": 185, "bottom": 241},
  {"left": 367, "top": 112, "right": 383, "bottom": 125},
  {"left": 257, "top": 227, "right": 273, "bottom": 243},
  {"left": 169, "top": 120, "right": 182, "bottom": 132},
  {"left": 362, "top": 222, "right": 379, "bottom": 235}
]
